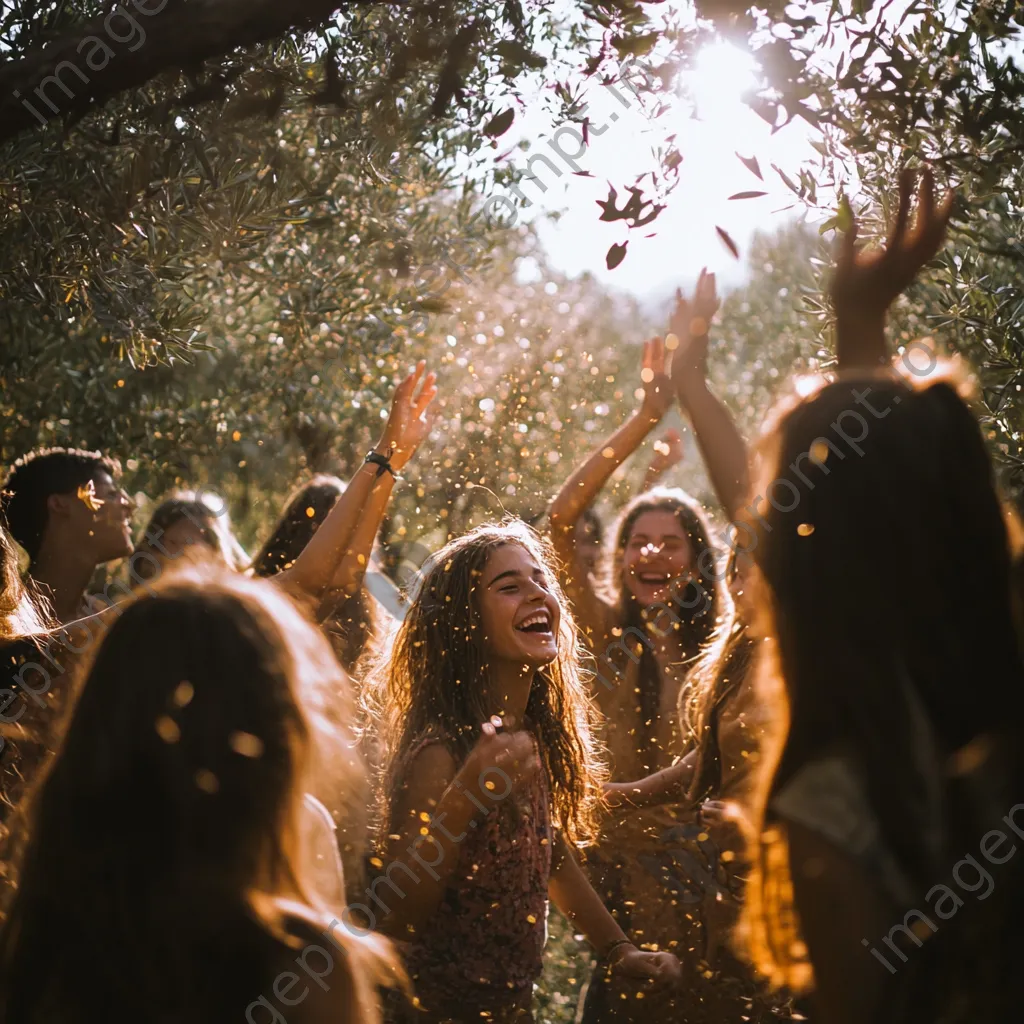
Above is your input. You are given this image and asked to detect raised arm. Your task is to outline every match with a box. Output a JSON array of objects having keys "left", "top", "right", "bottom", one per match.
[
  {"left": 831, "top": 166, "right": 953, "bottom": 371},
  {"left": 548, "top": 338, "right": 672, "bottom": 630},
  {"left": 276, "top": 363, "right": 436, "bottom": 614},
  {"left": 669, "top": 270, "right": 750, "bottom": 521}
]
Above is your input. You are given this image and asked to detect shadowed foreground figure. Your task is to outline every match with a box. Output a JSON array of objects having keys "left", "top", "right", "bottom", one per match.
[
  {"left": 0, "top": 568, "right": 400, "bottom": 1024},
  {"left": 742, "top": 170, "right": 1024, "bottom": 1024}
]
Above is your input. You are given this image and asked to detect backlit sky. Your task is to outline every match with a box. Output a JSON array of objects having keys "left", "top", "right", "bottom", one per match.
[{"left": 502, "top": 40, "right": 824, "bottom": 303}]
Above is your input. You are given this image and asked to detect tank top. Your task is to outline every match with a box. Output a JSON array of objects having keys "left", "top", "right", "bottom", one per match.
[{"left": 398, "top": 737, "right": 553, "bottom": 1017}]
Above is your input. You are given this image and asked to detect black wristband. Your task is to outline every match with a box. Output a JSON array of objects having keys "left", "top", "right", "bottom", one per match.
[
  {"left": 364, "top": 450, "right": 396, "bottom": 479},
  {"left": 599, "top": 938, "right": 634, "bottom": 965}
]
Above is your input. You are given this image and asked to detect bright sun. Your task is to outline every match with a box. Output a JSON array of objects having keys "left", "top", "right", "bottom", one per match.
[{"left": 687, "top": 41, "right": 759, "bottom": 119}]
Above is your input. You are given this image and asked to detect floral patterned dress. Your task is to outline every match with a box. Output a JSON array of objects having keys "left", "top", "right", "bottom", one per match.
[{"left": 388, "top": 737, "right": 553, "bottom": 1024}]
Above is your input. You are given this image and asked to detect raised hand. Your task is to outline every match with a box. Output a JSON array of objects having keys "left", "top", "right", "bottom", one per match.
[
  {"left": 377, "top": 360, "right": 438, "bottom": 471},
  {"left": 638, "top": 336, "right": 673, "bottom": 423},
  {"left": 668, "top": 268, "right": 719, "bottom": 397},
  {"left": 832, "top": 167, "right": 954, "bottom": 370}
]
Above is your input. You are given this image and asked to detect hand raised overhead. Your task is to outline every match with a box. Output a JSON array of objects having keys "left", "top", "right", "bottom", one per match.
[
  {"left": 638, "top": 335, "right": 674, "bottom": 423},
  {"left": 377, "top": 360, "right": 438, "bottom": 471},
  {"left": 832, "top": 167, "right": 954, "bottom": 371},
  {"left": 668, "top": 267, "right": 719, "bottom": 396}
]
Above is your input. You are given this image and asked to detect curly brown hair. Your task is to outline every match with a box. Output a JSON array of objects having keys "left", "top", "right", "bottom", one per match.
[{"left": 365, "top": 520, "right": 606, "bottom": 848}]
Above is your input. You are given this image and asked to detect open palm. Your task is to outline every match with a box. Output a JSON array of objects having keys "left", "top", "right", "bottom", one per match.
[
  {"left": 378, "top": 361, "right": 438, "bottom": 471},
  {"left": 832, "top": 167, "right": 954, "bottom": 370},
  {"left": 639, "top": 336, "right": 673, "bottom": 422}
]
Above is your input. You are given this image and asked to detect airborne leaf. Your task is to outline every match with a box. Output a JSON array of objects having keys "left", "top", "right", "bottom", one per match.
[
  {"left": 735, "top": 152, "right": 763, "bottom": 180},
  {"left": 606, "top": 242, "right": 628, "bottom": 269},
  {"left": 484, "top": 108, "right": 515, "bottom": 137},
  {"left": 728, "top": 191, "right": 768, "bottom": 200},
  {"left": 715, "top": 226, "right": 740, "bottom": 260}
]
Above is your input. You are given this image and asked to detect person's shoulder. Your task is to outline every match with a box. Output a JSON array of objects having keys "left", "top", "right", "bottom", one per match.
[
  {"left": 407, "top": 739, "right": 457, "bottom": 775},
  {"left": 261, "top": 897, "right": 400, "bottom": 1024}
]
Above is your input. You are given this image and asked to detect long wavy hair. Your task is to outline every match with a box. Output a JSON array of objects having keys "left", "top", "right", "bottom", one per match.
[
  {"left": 604, "top": 488, "right": 723, "bottom": 764},
  {"left": 740, "top": 366, "right": 1024, "bottom": 1018},
  {"left": 0, "top": 567, "right": 397, "bottom": 1023},
  {"left": 251, "top": 475, "right": 379, "bottom": 676},
  {"left": 679, "top": 604, "right": 756, "bottom": 806},
  {"left": 366, "top": 521, "right": 606, "bottom": 848},
  {"left": 0, "top": 524, "right": 50, "bottom": 641}
]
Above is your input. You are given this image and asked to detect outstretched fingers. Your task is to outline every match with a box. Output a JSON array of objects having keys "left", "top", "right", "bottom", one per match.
[
  {"left": 649, "top": 335, "right": 665, "bottom": 375},
  {"left": 887, "top": 167, "right": 915, "bottom": 253},
  {"left": 413, "top": 371, "right": 438, "bottom": 418}
]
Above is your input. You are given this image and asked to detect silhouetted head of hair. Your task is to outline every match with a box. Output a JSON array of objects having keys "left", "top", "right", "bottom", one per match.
[
  {"left": 0, "top": 566, "right": 397, "bottom": 1021},
  {"left": 742, "top": 366, "right": 1024, "bottom": 997},
  {"left": 251, "top": 475, "right": 345, "bottom": 578},
  {"left": 2, "top": 448, "right": 121, "bottom": 561},
  {"left": 751, "top": 370, "right": 1024, "bottom": 769}
]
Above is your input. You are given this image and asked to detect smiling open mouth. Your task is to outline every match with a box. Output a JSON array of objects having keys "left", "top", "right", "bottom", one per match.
[
  {"left": 515, "top": 611, "right": 553, "bottom": 634},
  {"left": 637, "top": 572, "right": 671, "bottom": 585}
]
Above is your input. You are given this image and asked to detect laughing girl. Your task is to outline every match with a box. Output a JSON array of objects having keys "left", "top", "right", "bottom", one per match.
[{"left": 365, "top": 521, "right": 680, "bottom": 1023}]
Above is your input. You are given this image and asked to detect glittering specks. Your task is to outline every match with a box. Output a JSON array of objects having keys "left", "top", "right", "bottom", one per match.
[
  {"left": 155, "top": 716, "right": 180, "bottom": 743},
  {"left": 797, "top": 523, "right": 815, "bottom": 537},
  {"left": 195, "top": 769, "right": 220, "bottom": 794},
  {"left": 229, "top": 731, "right": 264, "bottom": 758},
  {"left": 810, "top": 441, "right": 830, "bottom": 464},
  {"left": 172, "top": 681, "right": 194, "bottom": 708}
]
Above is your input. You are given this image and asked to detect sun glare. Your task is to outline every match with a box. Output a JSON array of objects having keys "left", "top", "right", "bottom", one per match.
[{"left": 687, "top": 41, "right": 759, "bottom": 119}]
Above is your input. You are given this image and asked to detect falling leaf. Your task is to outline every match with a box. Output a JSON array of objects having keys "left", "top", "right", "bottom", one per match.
[
  {"left": 715, "top": 226, "right": 740, "bottom": 260},
  {"left": 606, "top": 242, "right": 628, "bottom": 269},
  {"left": 484, "top": 108, "right": 515, "bottom": 137},
  {"left": 728, "top": 191, "right": 768, "bottom": 200},
  {"left": 735, "top": 152, "right": 763, "bottom": 180}
]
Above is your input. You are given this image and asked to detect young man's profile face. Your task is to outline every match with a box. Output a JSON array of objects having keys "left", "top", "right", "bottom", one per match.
[{"left": 75, "top": 471, "right": 134, "bottom": 563}]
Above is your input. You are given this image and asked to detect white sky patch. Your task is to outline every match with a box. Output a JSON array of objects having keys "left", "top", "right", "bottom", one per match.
[{"left": 496, "top": 39, "right": 822, "bottom": 302}]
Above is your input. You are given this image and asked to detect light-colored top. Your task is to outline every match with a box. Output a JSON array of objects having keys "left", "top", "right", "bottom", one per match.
[{"left": 302, "top": 792, "right": 347, "bottom": 910}]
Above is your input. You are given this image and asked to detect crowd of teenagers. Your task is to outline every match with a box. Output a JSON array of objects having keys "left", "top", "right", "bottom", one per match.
[{"left": 0, "top": 170, "right": 1021, "bottom": 1024}]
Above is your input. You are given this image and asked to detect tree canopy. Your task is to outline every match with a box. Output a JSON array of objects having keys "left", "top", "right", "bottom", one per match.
[{"left": 2, "top": 0, "right": 1023, "bottom": 548}]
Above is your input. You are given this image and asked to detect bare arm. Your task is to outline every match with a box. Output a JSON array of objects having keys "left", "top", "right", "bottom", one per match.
[
  {"left": 374, "top": 744, "right": 481, "bottom": 939},
  {"left": 549, "top": 837, "right": 681, "bottom": 982},
  {"left": 548, "top": 338, "right": 672, "bottom": 634},
  {"left": 277, "top": 363, "right": 436, "bottom": 613},
  {"left": 603, "top": 749, "right": 697, "bottom": 812},
  {"left": 786, "top": 821, "right": 897, "bottom": 1024},
  {"left": 669, "top": 270, "right": 750, "bottom": 520}
]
